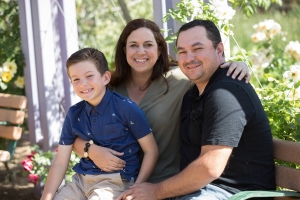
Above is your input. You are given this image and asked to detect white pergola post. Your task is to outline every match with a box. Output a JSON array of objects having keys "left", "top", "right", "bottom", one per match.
[
  {"left": 153, "top": 0, "right": 181, "bottom": 59},
  {"left": 18, "top": 0, "right": 79, "bottom": 151}
]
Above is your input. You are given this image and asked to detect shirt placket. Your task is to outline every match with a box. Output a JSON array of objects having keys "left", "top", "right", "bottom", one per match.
[{"left": 90, "top": 109, "right": 99, "bottom": 140}]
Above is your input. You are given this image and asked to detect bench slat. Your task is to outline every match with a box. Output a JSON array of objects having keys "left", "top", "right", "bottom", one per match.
[
  {"left": 274, "top": 197, "right": 300, "bottom": 200},
  {"left": 273, "top": 138, "right": 300, "bottom": 164},
  {"left": 0, "top": 108, "right": 25, "bottom": 124},
  {"left": 275, "top": 164, "right": 300, "bottom": 192},
  {"left": 0, "top": 93, "right": 27, "bottom": 109},
  {"left": 0, "top": 126, "right": 22, "bottom": 140}
]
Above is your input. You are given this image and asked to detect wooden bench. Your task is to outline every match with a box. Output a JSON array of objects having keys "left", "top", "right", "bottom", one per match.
[
  {"left": 229, "top": 138, "right": 300, "bottom": 200},
  {"left": 0, "top": 93, "right": 27, "bottom": 180}
]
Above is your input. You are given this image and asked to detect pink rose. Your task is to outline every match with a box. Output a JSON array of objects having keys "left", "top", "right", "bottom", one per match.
[
  {"left": 28, "top": 174, "right": 39, "bottom": 185},
  {"left": 27, "top": 151, "right": 37, "bottom": 160},
  {"left": 21, "top": 159, "right": 33, "bottom": 171}
]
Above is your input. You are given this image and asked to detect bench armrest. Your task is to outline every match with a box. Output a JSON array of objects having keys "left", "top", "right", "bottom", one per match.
[{"left": 228, "top": 190, "right": 300, "bottom": 200}]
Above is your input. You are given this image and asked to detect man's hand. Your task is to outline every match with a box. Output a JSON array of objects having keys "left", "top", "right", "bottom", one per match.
[
  {"left": 89, "top": 145, "right": 126, "bottom": 172},
  {"left": 116, "top": 183, "right": 159, "bottom": 200}
]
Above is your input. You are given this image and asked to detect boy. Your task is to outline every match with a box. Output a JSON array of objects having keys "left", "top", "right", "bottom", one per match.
[{"left": 41, "top": 48, "right": 158, "bottom": 200}]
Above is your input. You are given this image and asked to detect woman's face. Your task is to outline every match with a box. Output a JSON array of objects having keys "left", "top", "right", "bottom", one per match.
[{"left": 125, "top": 27, "right": 160, "bottom": 76}]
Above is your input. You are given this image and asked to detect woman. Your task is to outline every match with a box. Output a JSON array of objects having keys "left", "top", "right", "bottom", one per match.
[{"left": 73, "top": 18, "right": 250, "bottom": 183}]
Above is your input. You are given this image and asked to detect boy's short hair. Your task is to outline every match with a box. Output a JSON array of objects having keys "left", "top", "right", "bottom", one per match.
[{"left": 66, "top": 48, "right": 109, "bottom": 77}]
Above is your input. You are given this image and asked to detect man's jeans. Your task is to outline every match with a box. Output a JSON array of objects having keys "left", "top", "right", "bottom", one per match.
[{"left": 169, "top": 184, "right": 233, "bottom": 200}]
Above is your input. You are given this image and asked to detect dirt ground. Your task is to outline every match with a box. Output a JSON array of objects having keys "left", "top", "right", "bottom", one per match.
[{"left": 0, "top": 137, "right": 37, "bottom": 200}]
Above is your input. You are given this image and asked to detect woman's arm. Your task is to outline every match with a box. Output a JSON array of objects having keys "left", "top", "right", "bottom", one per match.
[
  {"left": 73, "top": 137, "right": 126, "bottom": 172},
  {"left": 41, "top": 145, "right": 72, "bottom": 200},
  {"left": 135, "top": 132, "right": 159, "bottom": 184},
  {"left": 220, "top": 61, "right": 251, "bottom": 83}
]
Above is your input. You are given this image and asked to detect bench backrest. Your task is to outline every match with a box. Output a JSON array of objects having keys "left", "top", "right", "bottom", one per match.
[
  {"left": 273, "top": 138, "right": 300, "bottom": 199},
  {"left": 0, "top": 93, "right": 27, "bottom": 160}
]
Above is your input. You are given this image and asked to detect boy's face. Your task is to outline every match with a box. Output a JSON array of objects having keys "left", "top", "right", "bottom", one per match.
[{"left": 68, "top": 61, "right": 111, "bottom": 106}]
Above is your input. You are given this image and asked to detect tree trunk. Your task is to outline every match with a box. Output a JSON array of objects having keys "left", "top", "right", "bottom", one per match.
[{"left": 117, "top": 0, "right": 132, "bottom": 23}]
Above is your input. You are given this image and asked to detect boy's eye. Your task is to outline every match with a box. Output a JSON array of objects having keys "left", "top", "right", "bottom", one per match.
[{"left": 87, "top": 75, "right": 93, "bottom": 78}]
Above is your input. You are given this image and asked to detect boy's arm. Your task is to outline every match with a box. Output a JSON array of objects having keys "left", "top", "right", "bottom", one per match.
[
  {"left": 40, "top": 145, "right": 73, "bottom": 200},
  {"left": 135, "top": 132, "right": 159, "bottom": 184}
]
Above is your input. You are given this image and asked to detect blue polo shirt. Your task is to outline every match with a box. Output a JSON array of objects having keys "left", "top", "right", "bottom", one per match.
[{"left": 59, "top": 89, "right": 152, "bottom": 181}]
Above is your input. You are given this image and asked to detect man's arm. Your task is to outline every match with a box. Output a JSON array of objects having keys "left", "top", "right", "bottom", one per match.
[
  {"left": 117, "top": 144, "right": 233, "bottom": 200},
  {"left": 155, "top": 145, "right": 233, "bottom": 198}
]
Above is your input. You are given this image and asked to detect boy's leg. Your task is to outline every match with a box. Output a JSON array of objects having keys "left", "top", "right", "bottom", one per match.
[
  {"left": 87, "top": 173, "right": 134, "bottom": 200},
  {"left": 174, "top": 184, "right": 232, "bottom": 200},
  {"left": 53, "top": 173, "right": 86, "bottom": 200}
]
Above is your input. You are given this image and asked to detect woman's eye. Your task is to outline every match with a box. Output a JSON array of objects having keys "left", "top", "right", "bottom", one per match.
[
  {"left": 145, "top": 43, "right": 152, "bottom": 47},
  {"left": 72, "top": 78, "right": 79, "bottom": 82},
  {"left": 130, "top": 44, "right": 137, "bottom": 47}
]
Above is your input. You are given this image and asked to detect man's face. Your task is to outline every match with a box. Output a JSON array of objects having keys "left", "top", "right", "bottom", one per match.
[{"left": 176, "top": 26, "right": 224, "bottom": 89}]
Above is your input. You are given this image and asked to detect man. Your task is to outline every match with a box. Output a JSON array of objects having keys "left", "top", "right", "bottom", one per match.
[{"left": 117, "top": 19, "right": 275, "bottom": 200}]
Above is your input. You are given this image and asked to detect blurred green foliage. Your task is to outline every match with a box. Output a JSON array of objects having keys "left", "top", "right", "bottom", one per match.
[
  {"left": 76, "top": 0, "right": 153, "bottom": 69},
  {"left": 0, "top": 0, "right": 25, "bottom": 95}
]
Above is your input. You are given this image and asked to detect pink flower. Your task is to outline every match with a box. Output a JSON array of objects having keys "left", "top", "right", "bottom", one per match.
[
  {"left": 55, "top": 149, "right": 58, "bottom": 153},
  {"left": 27, "top": 151, "right": 37, "bottom": 160},
  {"left": 21, "top": 159, "right": 33, "bottom": 171},
  {"left": 28, "top": 174, "right": 39, "bottom": 185}
]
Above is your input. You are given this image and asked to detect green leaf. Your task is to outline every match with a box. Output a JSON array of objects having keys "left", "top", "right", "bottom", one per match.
[{"left": 294, "top": 81, "right": 300, "bottom": 89}]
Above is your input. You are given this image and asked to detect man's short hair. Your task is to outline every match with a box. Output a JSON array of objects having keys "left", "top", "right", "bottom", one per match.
[{"left": 176, "top": 19, "right": 222, "bottom": 49}]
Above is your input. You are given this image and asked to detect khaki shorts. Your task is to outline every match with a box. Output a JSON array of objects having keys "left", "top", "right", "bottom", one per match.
[{"left": 53, "top": 173, "right": 134, "bottom": 200}]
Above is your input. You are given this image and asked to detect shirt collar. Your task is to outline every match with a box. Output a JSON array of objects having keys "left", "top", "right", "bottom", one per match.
[
  {"left": 84, "top": 89, "right": 112, "bottom": 116},
  {"left": 189, "top": 66, "right": 226, "bottom": 100}
]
